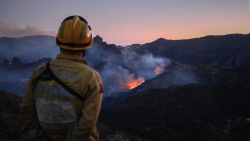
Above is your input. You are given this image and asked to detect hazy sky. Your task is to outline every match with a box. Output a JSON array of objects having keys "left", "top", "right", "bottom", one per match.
[{"left": 0, "top": 0, "right": 249, "bottom": 45}]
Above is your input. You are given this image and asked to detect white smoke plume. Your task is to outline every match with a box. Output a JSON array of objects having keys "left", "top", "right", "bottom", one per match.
[{"left": 85, "top": 41, "right": 171, "bottom": 95}]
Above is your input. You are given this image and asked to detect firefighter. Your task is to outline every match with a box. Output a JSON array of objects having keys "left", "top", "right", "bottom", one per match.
[{"left": 20, "top": 15, "right": 103, "bottom": 141}]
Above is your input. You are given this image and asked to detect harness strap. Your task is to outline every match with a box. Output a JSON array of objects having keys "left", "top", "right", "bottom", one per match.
[{"left": 35, "top": 61, "right": 85, "bottom": 101}]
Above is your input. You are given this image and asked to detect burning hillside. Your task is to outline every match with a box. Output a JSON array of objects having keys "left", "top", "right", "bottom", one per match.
[
  {"left": 120, "top": 66, "right": 166, "bottom": 90},
  {"left": 121, "top": 77, "right": 145, "bottom": 89},
  {"left": 87, "top": 43, "right": 171, "bottom": 94}
]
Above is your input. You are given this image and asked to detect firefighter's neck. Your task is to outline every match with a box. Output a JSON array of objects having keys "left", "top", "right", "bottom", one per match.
[{"left": 60, "top": 51, "right": 83, "bottom": 59}]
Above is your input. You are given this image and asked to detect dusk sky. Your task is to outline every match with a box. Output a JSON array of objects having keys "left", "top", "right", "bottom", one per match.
[{"left": 0, "top": 0, "right": 249, "bottom": 45}]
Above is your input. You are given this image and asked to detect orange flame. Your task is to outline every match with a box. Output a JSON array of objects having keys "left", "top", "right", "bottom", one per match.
[
  {"left": 122, "top": 78, "right": 145, "bottom": 89},
  {"left": 154, "top": 66, "right": 165, "bottom": 75}
]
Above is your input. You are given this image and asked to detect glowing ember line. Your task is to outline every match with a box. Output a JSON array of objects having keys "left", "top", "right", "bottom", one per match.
[{"left": 122, "top": 78, "right": 145, "bottom": 89}]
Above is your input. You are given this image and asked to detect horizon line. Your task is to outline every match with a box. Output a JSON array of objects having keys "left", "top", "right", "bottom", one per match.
[{"left": 0, "top": 32, "right": 249, "bottom": 46}]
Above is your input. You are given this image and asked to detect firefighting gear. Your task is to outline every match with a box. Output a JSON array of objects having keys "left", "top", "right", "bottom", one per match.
[
  {"left": 20, "top": 53, "right": 103, "bottom": 141},
  {"left": 35, "top": 61, "right": 85, "bottom": 101},
  {"left": 56, "top": 15, "right": 93, "bottom": 51}
]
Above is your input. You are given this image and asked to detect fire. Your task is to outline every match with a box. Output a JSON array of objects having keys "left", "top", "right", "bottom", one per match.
[
  {"left": 154, "top": 66, "right": 165, "bottom": 74},
  {"left": 122, "top": 78, "right": 145, "bottom": 89}
]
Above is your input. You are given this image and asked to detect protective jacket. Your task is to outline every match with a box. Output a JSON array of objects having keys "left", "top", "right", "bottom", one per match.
[{"left": 20, "top": 53, "right": 103, "bottom": 141}]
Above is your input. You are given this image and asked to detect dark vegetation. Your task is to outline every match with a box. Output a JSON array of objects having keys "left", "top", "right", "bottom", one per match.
[
  {"left": 101, "top": 68, "right": 250, "bottom": 141},
  {"left": 0, "top": 90, "right": 21, "bottom": 141}
]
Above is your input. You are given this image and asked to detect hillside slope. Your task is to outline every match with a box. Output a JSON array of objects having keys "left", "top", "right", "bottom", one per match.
[{"left": 101, "top": 68, "right": 250, "bottom": 141}]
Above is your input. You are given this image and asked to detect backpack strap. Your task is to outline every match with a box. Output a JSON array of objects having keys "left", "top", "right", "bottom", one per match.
[{"left": 34, "top": 61, "right": 85, "bottom": 101}]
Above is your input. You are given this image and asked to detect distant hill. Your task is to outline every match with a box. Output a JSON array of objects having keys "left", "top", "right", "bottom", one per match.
[
  {"left": 1, "top": 33, "right": 250, "bottom": 67},
  {"left": 0, "top": 35, "right": 58, "bottom": 63},
  {"left": 134, "top": 34, "right": 250, "bottom": 68},
  {"left": 1, "top": 33, "right": 250, "bottom": 95}
]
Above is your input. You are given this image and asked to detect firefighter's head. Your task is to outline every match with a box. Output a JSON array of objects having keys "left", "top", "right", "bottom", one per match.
[{"left": 56, "top": 15, "right": 93, "bottom": 56}]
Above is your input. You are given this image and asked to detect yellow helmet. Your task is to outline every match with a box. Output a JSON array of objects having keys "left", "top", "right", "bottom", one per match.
[{"left": 56, "top": 15, "right": 93, "bottom": 51}]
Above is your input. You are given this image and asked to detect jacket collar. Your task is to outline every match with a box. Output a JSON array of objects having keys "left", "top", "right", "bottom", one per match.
[{"left": 56, "top": 53, "right": 88, "bottom": 64}]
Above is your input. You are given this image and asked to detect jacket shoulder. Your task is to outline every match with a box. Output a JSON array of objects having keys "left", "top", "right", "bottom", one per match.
[
  {"left": 30, "top": 63, "right": 47, "bottom": 80},
  {"left": 82, "top": 65, "right": 103, "bottom": 83}
]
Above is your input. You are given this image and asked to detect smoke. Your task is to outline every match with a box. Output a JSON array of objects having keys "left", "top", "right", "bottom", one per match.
[
  {"left": 85, "top": 42, "right": 171, "bottom": 95},
  {"left": 100, "top": 64, "right": 137, "bottom": 93},
  {"left": 0, "top": 20, "right": 56, "bottom": 37},
  {"left": 0, "top": 21, "right": 58, "bottom": 63},
  {"left": 0, "top": 36, "right": 197, "bottom": 96},
  {"left": 121, "top": 49, "right": 171, "bottom": 78}
]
